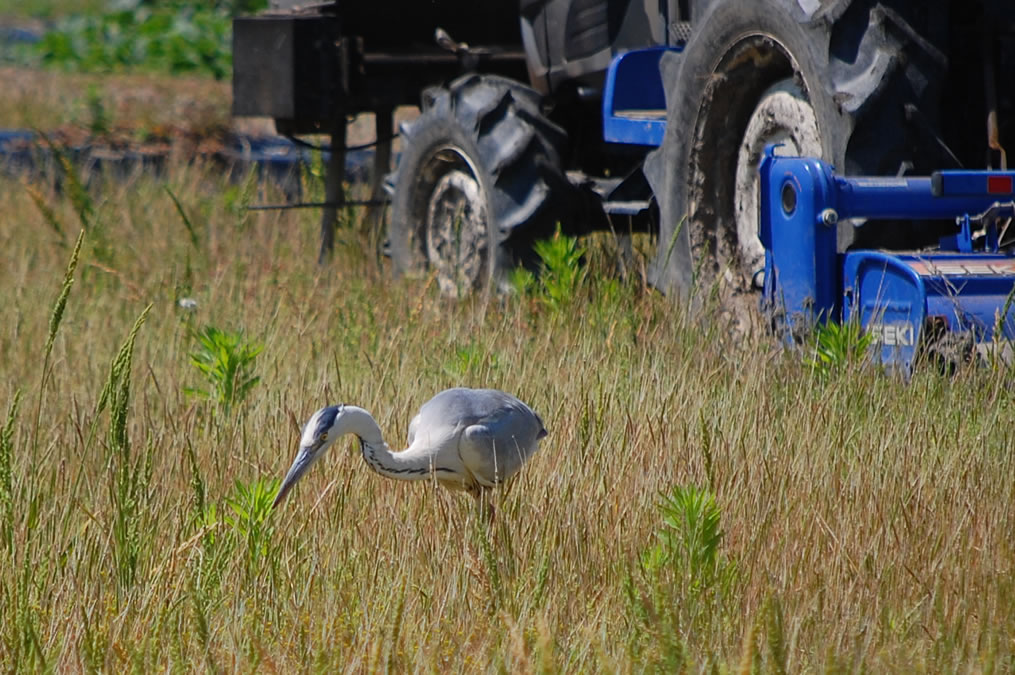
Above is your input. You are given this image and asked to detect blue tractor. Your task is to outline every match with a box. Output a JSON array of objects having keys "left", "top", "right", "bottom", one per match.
[{"left": 232, "top": 0, "right": 1015, "bottom": 346}]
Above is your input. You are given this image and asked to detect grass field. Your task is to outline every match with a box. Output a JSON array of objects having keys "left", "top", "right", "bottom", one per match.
[{"left": 2, "top": 151, "right": 1015, "bottom": 672}]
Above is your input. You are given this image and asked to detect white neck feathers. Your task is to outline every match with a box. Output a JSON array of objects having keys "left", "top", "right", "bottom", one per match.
[{"left": 338, "top": 406, "right": 436, "bottom": 481}]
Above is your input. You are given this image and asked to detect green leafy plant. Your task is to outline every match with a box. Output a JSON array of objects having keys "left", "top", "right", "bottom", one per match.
[
  {"left": 805, "top": 319, "right": 874, "bottom": 376},
  {"left": 23, "top": 0, "right": 261, "bottom": 79},
  {"left": 224, "top": 478, "right": 279, "bottom": 575},
  {"left": 534, "top": 226, "right": 585, "bottom": 308},
  {"left": 509, "top": 266, "right": 537, "bottom": 295},
  {"left": 625, "top": 484, "right": 739, "bottom": 668},
  {"left": 186, "top": 326, "right": 262, "bottom": 413},
  {"left": 512, "top": 225, "right": 586, "bottom": 310},
  {"left": 650, "top": 485, "right": 729, "bottom": 589}
]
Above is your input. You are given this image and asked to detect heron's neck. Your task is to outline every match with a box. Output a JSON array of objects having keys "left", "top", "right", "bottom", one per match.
[{"left": 341, "top": 406, "right": 434, "bottom": 481}]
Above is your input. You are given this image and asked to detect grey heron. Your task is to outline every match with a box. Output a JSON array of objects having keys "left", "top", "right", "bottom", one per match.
[{"left": 272, "top": 388, "right": 547, "bottom": 511}]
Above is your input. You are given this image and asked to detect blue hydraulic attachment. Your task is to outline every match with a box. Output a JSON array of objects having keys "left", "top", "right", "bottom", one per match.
[{"left": 759, "top": 146, "right": 1015, "bottom": 371}]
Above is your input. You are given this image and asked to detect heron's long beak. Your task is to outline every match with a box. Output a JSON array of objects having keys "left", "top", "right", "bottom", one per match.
[{"left": 272, "top": 446, "right": 315, "bottom": 508}]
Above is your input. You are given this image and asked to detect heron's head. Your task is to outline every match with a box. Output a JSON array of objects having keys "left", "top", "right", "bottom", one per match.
[{"left": 272, "top": 405, "right": 345, "bottom": 508}]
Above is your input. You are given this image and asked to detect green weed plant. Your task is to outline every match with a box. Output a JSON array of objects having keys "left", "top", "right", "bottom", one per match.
[
  {"left": 806, "top": 318, "right": 874, "bottom": 376},
  {"left": 626, "top": 484, "right": 739, "bottom": 668},
  {"left": 186, "top": 326, "right": 262, "bottom": 414},
  {"left": 224, "top": 477, "right": 279, "bottom": 577},
  {"left": 512, "top": 225, "right": 586, "bottom": 310}
]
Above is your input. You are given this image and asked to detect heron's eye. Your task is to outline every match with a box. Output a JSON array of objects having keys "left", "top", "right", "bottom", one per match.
[{"left": 319, "top": 432, "right": 328, "bottom": 442}]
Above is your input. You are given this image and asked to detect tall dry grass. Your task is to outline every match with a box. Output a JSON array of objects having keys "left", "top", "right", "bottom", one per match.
[{"left": 2, "top": 157, "right": 1015, "bottom": 672}]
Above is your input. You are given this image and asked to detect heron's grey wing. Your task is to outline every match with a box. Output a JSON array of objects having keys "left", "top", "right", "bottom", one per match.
[
  {"left": 458, "top": 401, "right": 544, "bottom": 487},
  {"left": 419, "top": 388, "right": 546, "bottom": 436}
]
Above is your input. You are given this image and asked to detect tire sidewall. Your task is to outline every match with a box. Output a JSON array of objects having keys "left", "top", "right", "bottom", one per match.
[
  {"left": 388, "top": 109, "right": 499, "bottom": 289},
  {"left": 696, "top": 0, "right": 846, "bottom": 157},
  {"left": 389, "top": 75, "right": 566, "bottom": 294},
  {"left": 653, "top": 0, "right": 850, "bottom": 293}
]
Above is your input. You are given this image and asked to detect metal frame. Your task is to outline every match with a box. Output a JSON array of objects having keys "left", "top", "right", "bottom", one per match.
[{"left": 760, "top": 145, "right": 1015, "bottom": 370}]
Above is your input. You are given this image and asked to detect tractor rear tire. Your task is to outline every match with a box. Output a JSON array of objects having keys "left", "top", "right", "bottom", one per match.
[
  {"left": 388, "top": 74, "right": 569, "bottom": 296},
  {"left": 645, "top": 0, "right": 946, "bottom": 307}
]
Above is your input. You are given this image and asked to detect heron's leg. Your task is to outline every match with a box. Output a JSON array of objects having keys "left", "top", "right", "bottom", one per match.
[
  {"left": 467, "top": 484, "right": 495, "bottom": 525},
  {"left": 482, "top": 497, "right": 496, "bottom": 526}
]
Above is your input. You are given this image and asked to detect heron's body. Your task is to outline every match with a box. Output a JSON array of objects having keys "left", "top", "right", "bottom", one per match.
[{"left": 273, "top": 387, "right": 547, "bottom": 508}]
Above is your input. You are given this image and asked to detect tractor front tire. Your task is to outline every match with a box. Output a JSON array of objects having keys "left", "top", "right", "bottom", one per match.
[{"left": 388, "top": 74, "right": 569, "bottom": 296}]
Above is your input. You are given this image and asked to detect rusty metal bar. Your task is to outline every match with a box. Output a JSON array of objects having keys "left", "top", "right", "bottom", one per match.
[{"left": 983, "top": 34, "right": 1007, "bottom": 169}]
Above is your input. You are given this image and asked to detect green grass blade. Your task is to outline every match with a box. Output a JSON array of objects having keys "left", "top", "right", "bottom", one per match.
[{"left": 164, "top": 185, "right": 200, "bottom": 249}]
